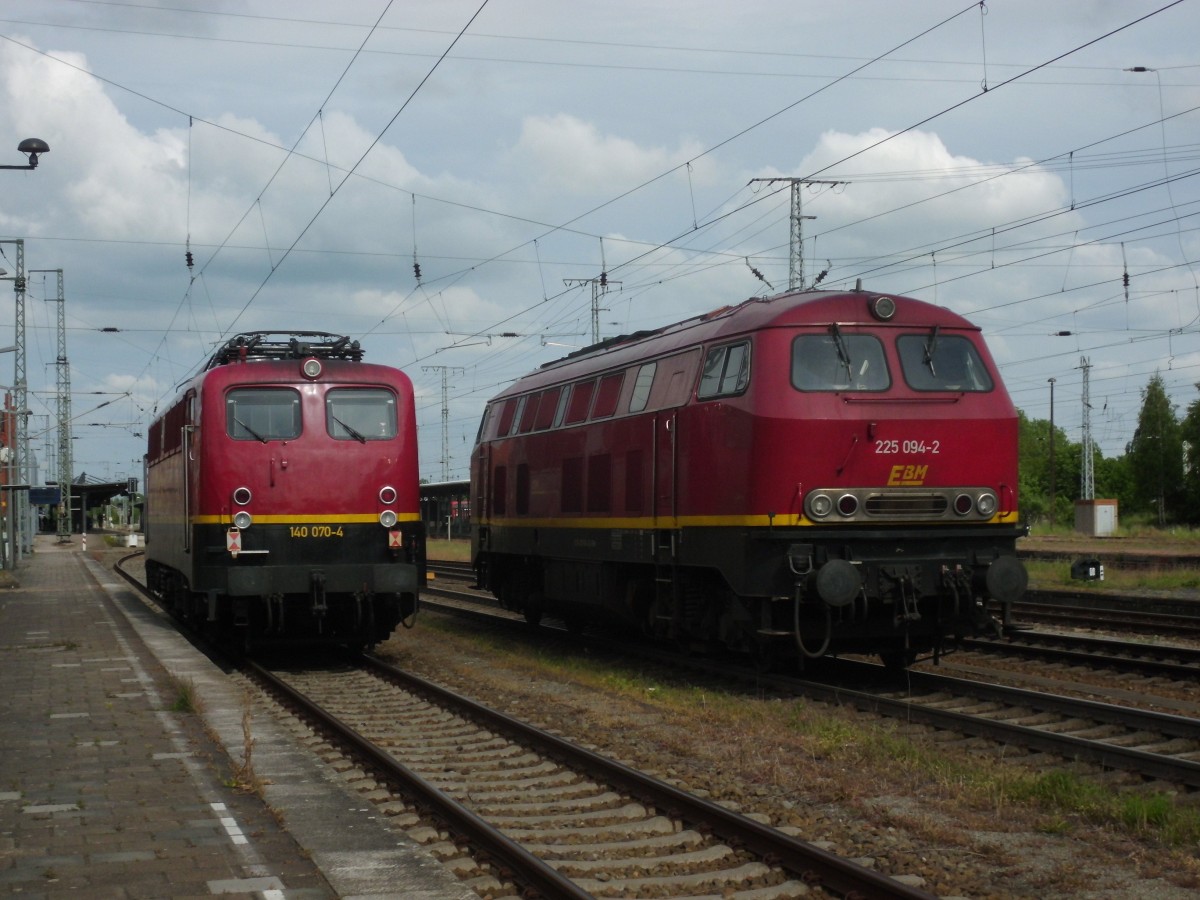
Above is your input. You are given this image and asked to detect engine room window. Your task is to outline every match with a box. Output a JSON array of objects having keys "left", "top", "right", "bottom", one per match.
[
  {"left": 533, "top": 387, "right": 562, "bottom": 430},
  {"left": 590, "top": 373, "right": 624, "bottom": 419},
  {"left": 226, "top": 388, "right": 301, "bottom": 441},
  {"left": 507, "top": 396, "right": 527, "bottom": 436},
  {"left": 516, "top": 393, "right": 539, "bottom": 433},
  {"left": 564, "top": 380, "right": 595, "bottom": 424},
  {"left": 897, "top": 333, "right": 994, "bottom": 392},
  {"left": 628, "top": 362, "right": 656, "bottom": 413},
  {"left": 791, "top": 332, "right": 890, "bottom": 392},
  {"left": 326, "top": 388, "right": 398, "bottom": 441},
  {"left": 697, "top": 341, "right": 750, "bottom": 399},
  {"left": 552, "top": 387, "right": 571, "bottom": 428},
  {"left": 495, "top": 398, "right": 518, "bottom": 436}
]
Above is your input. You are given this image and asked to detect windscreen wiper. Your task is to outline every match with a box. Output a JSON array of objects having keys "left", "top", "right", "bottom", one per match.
[
  {"left": 233, "top": 416, "right": 268, "bottom": 444},
  {"left": 331, "top": 414, "right": 368, "bottom": 443},
  {"left": 923, "top": 325, "right": 940, "bottom": 375},
  {"left": 830, "top": 323, "right": 853, "bottom": 380}
]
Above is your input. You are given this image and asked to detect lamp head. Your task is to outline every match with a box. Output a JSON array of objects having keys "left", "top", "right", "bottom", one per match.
[{"left": 17, "top": 138, "right": 49, "bottom": 168}]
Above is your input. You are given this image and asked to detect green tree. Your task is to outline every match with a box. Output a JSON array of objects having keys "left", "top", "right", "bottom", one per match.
[
  {"left": 1126, "top": 373, "right": 1183, "bottom": 524},
  {"left": 1178, "top": 382, "right": 1200, "bottom": 524},
  {"left": 1094, "top": 453, "right": 1134, "bottom": 511},
  {"left": 1017, "top": 408, "right": 1079, "bottom": 526}
]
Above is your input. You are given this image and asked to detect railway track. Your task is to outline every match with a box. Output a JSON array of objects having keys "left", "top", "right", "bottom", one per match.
[
  {"left": 1010, "top": 593, "right": 1200, "bottom": 640},
  {"left": 421, "top": 583, "right": 1200, "bottom": 791},
  {"left": 844, "top": 666, "right": 1200, "bottom": 789},
  {"left": 963, "top": 629, "right": 1200, "bottom": 681}
]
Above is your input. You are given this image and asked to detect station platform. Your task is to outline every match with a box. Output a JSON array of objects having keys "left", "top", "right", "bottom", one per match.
[{"left": 0, "top": 535, "right": 474, "bottom": 899}]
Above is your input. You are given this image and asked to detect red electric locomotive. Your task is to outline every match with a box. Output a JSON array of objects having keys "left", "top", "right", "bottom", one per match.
[
  {"left": 471, "top": 287, "right": 1027, "bottom": 667},
  {"left": 144, "top": 332, "right": 423, "bottom": 650}
]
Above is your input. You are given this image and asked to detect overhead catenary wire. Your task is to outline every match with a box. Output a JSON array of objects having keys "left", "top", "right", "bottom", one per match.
[{"left": 4, "top": 1, "right": 1194, "bottom": 473}]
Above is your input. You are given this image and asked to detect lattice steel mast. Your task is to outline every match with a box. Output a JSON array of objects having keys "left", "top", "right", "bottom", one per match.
[
  {"left": 1079, "top": 356, "right": 1094, "bottom": 500},
  {"left": 422, "top": 365, "right": 463, "bottom": 482},
  {"left": 34, "top": 269, "right": 71, "bottom": 540}
]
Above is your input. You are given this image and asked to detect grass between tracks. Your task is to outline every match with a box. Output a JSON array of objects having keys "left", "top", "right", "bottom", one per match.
[
  {"left": 1025, "top": 559, "right": 1200, "bottom": 593},
  {"left": 413, "top": 614, "right": 1200, "bottom": 860},
  {"left": 426, "top": 538, "right": 471, "bottom": 563}
]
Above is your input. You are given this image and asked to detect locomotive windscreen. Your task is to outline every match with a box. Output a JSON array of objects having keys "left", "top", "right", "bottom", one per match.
[
  {"left": 226, "top": 388, "right": 302, "bottom": 441},
  {"left": 897, "top": 334, "right": 993, "bottom": 392},
  {"left": 325, "top": 388, "right": 398, "bottom": 441},
  {"left": 791, "top": 333, "right": 889, "bottom": 392}
]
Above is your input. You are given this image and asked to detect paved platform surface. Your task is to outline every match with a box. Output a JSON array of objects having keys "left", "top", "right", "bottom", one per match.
[{"left": 0, "top": 536, "right": 475, "bottom": 899}]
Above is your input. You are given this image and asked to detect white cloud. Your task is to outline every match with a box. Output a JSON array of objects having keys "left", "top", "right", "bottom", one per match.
[{"left": 511, "top": 113, "right": 709, "bottom": 194}]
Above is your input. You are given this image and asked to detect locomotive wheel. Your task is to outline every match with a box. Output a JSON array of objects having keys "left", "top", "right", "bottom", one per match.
[
  {"left": 879, "top": 648, "right": 917, "bottom": 669},
  {"left": 523, "top": 592, "right": 544, "bottom": 627},
  {"left": 753, "top": 635, "right": 793, "bottom": 673},
  {"left": 753, "top": 643, "right": 780, "bottom": 674},
  {"left": 562, "top": 606, "right": 587, "bottom": 634}
]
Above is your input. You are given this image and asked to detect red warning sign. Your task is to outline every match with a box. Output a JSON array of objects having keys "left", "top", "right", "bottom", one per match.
[
  {"left": 227, "top": 528, "right": 242, "bottom": 557},
  {"left": 388, "top": 530, "right": 402, "bottom": 548}
]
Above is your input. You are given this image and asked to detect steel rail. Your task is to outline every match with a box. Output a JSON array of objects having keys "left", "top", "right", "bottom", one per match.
[
  {"left": 963, "top": 632, "right": 1200, "bottom": 680},
  {"left": 799, "top": 668, "right": 1200, "bottom": 789},
  {"left": 1011, "top": 603, "right": 1200, "bottom": 639},
  {"left": 242, "top": 659, "right": 595, "bottom": 900}
]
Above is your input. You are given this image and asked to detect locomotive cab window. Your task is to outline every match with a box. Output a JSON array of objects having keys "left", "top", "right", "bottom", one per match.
[
  {"left": 897, "top": 333, "right": 993, "bottom": 392},
  {"left": 226, "top": 388, "right": 301, "bottom": 441},
  {"left": 326, "top": 388, "right": 398, "bottom": 441},
  {"left": 697, "top": 341, "right": 750, "bottom": 399},
  {"left": 792, "top": 331, "right": 890, "bottom": 392}
]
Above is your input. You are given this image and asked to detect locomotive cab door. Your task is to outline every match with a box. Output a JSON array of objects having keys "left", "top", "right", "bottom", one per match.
[
  {"left": 182, "top": 390, "right": 198, "bottom": 553},
  {"left": 648, "top": 352, "right": 697, "bottom": 548},
  {"left": 472, "top": 443, "right": 490, "bottom": 537}
]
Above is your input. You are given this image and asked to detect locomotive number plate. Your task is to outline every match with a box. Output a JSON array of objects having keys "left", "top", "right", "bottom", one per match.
[
  {"left": 874, "top": 439, "right": 940, "bottom": 454},
  {"left": 289, "top": 525, "right": 345, "bottom": 538}
]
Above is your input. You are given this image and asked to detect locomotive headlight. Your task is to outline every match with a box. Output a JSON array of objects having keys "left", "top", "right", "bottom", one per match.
[
  {"left": 976, "top": 491, "right": 998, "bottom": 517},
  {"left": 836, "top": 494, "right": 859, "bottom": 517},
  {"left": 869, "top": 295, "right": 897, "bottom": 321},
  {"left": 233, "top": 486, "right": 252, "bottom": 506},
  {"left": 808, "top": 493, "right": 833, "bottom": 519},
  {"left": 379, "top": 485, "right": 398, "bottom": 505},
  {"left": 301, "top": 357, "right": 322, "bottom": 379},
  {"left": 379, "top": 509, "right": 398, "bottom": 528},
  {"left": 233, "top": 511, "right": 252, "bottom": 530},
  {"left": 953, "top": 493, "right": 974, "bottom": 516}
]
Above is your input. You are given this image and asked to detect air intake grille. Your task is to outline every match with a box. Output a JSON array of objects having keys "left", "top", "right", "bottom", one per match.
[{"left": 864, "top": 493, "right": 948, "bottom": 517}]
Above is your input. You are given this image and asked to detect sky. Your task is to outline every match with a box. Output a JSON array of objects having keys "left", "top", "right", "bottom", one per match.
[{"left": 0, "top": 0, "right": 1197, "bottom": 488}]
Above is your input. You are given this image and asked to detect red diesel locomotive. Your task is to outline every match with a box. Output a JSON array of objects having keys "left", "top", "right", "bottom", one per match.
[
  {"left": 471, "top": 287, "right": 1027, "bottom": 667},
  {"left": 144, "top": 332, "right": 423, "bottom": 649}
]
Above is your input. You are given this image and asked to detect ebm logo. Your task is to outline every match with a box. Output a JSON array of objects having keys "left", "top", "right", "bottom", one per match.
[{"left": 888, "top": 464, "right": 928, "bottom": 486}]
